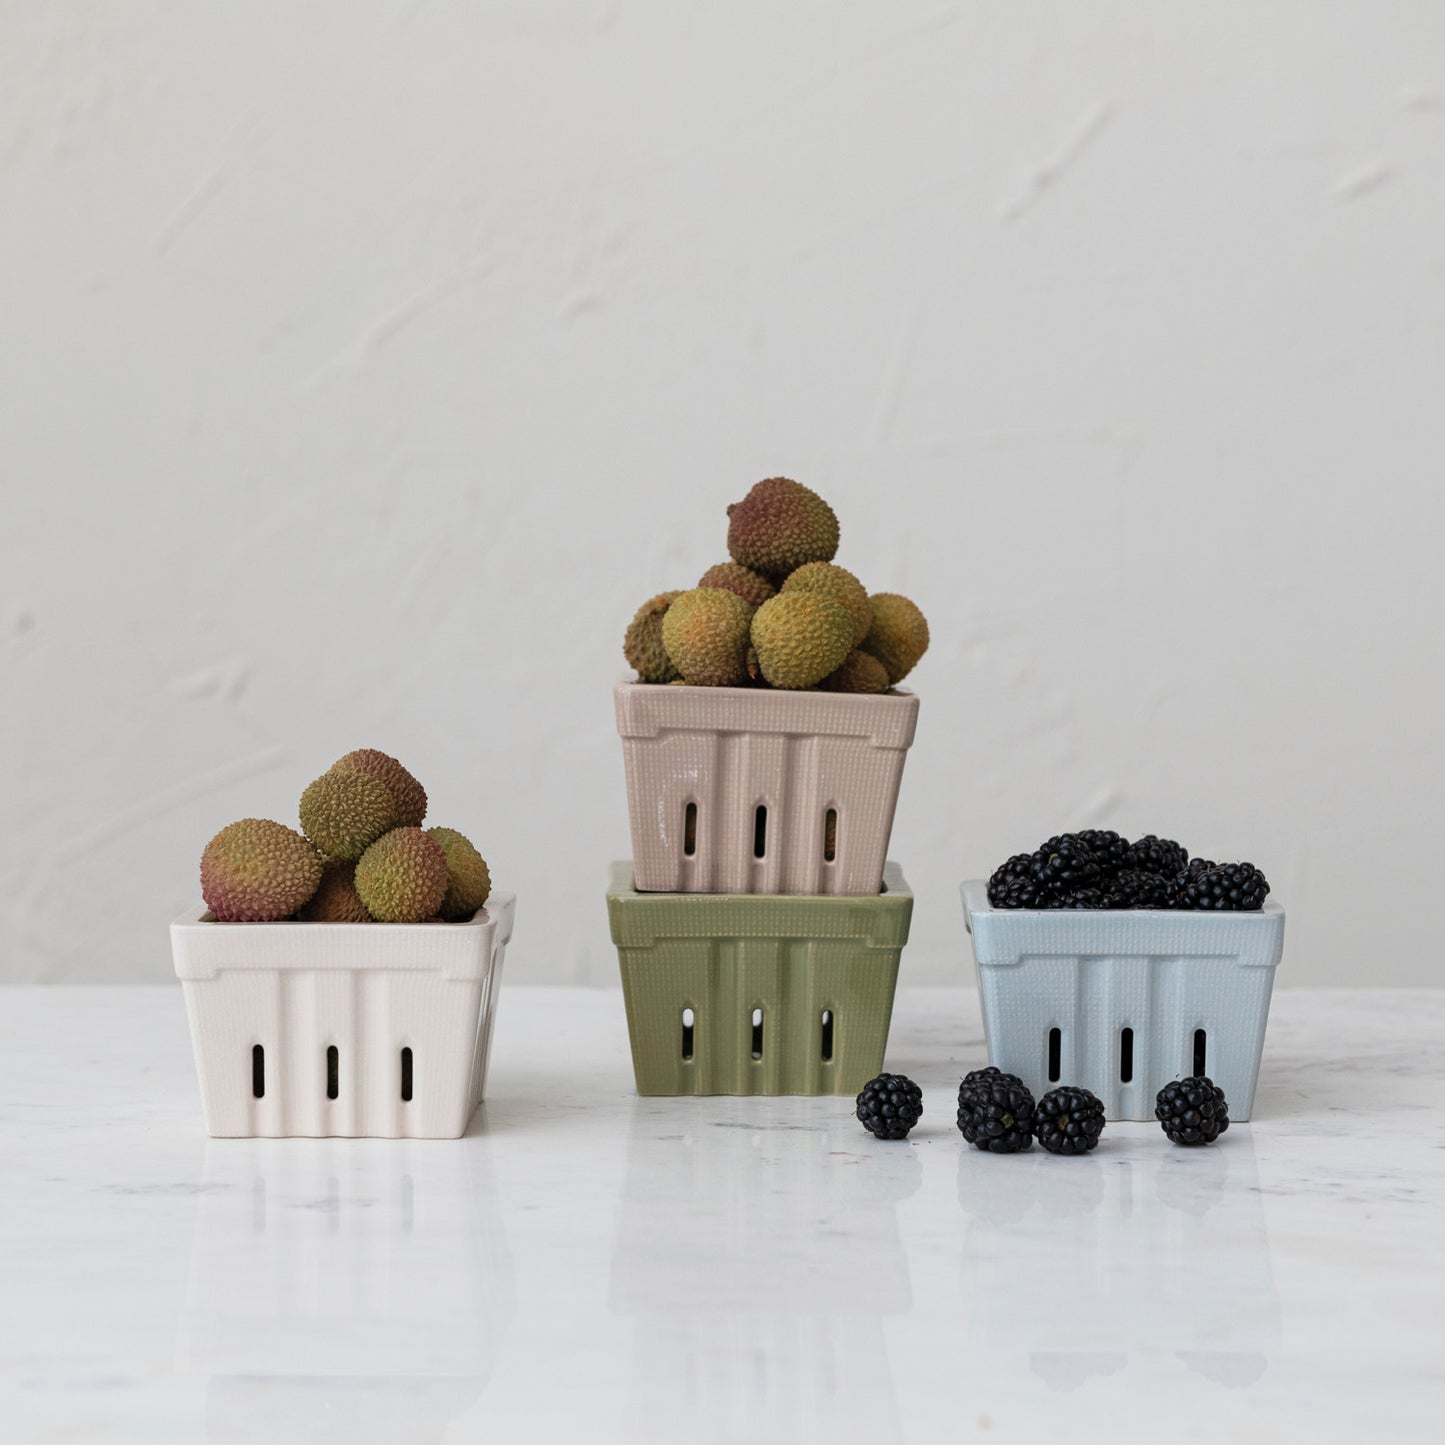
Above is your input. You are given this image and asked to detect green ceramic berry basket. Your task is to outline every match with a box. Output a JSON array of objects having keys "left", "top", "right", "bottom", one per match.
[{"left": 605, "top": 861, "right": 913, "bottom": 1096}]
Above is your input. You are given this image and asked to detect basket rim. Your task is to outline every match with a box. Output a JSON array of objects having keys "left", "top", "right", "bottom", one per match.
[
  {"left": 615, "top": 679, "right": 916, "bottom": 699},
  {"left": 172, "top": 890, "right": 515, "bottom": 932},
  {"left": 171, "top": 892, "right": 516, "bottom": 980},
  {"left": 611, "top": 860, "right": 910, "bottom": 903},
  {"left": 615, "top": 680, "right": 919, "bottom": 748}
]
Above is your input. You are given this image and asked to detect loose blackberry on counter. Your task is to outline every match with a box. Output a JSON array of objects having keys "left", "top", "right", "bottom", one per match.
[
  {"left": 962, "top": 1066, "right": 1010, "bottom": 1087},
  {"left": 1029, "top": 834, "right": 1103, "bottom": 898},
  {"left": 957, "top": 1068, "right": 1035, "bottom": 1153},
  {"left": 1032, "top": 1086, "right": 1106, "bottom": 1155},
  {"left": 1125, "top": 835, "right": 1189, "bottom": 878},
  {"left": 1174, "top": 861, "right": 1269, "bottom": 912},
  {"left": 1156, "top": 1077, "right": 1231, "bottom": 1145},
  {"left": 856, "top": 1073, "right": 923, "bottom": 1140}
]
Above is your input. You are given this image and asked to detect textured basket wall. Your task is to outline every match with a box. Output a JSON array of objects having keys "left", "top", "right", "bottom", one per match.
[
  {"left": 961, "top": 882, "right": 1284, "bottom": 1121},
  {"left": 607, "top": 861, "right": 912, "bottom": 1096},
  {"left": 171, "top": 893, "right": 515, "bottom": 1138},
  {"left": 616, "top": 683, "right": 918, "bottom": 895}
]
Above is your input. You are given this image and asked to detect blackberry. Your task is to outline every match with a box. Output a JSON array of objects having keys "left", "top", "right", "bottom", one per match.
[
  {"left": 962, "top": 1066, "right": 1012, "bottom": 1087},
  {"left": 1055, "top": 887, "right": 1105, "bottom": 909},
  {"left": 988, "top": 854, "right": 1049, "bottom": 909},
  {"left": 855, "top": 1073, "right": 923, "bottom": 1140},
  {"left": 1125, "top": 835, "right": 1188, "bottom": 877},
  {"left": 1100, "top": 868, "right": 1172, "bottom": 909},
  {"left": 1155, "top": 1077, "right": 1230, "bottom": 1145},
  {"left": 1076, "top": 830, "right": 1129, "bottom": 876},
  {"left": 1175, "top": 861, "right": 1269, "bottom": 911},
  {"left": 1167, "top": 858, "right": 1214, "bottom": 905},
  {"left": 1032, "top": 1086, "right": 1106, "bottom": 1155},
  {"left": 957, "top": 1069, "right": 1034, "bottom": 1153},
  {"left": 1029, "top": 835, "right": 1102, "bottom": 897}
]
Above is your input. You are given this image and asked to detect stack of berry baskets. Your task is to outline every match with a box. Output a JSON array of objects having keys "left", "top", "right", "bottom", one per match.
[
  {"left": 171, "top": 749, "right": 513, "bottom": 1138},
  {"left": 608, "top": 478, "right": 928, "bottom": 1096},
  {"left": 961, "top": 831, "right": 1285, "bottom": 1121}
]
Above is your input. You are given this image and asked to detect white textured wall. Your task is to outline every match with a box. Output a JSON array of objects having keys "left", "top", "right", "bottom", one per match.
[{"left": 3, "top": 2, "right": 1443, "bottom": 987}]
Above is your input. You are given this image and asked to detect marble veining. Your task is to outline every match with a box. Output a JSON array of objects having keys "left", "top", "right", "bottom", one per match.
[{"left": 0, "top": 986, "right": 1442, "bottom": 1443}]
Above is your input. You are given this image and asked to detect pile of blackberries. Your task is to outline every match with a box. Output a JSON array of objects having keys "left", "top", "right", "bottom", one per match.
[{"left": 987, "top": 831, "right": 1269, "bottom": 912}]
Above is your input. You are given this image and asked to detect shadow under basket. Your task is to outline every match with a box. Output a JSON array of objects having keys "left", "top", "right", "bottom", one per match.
[
  {"left": 615, "top": 682, "right": 918, "bottom": 896},
  {"left": 606, "top": 861, "right": 912, "bottom": 1096},
  {"left": 170, "top": 894, "right": 516, "bottom": 1138},
  {"left": 960, "top": 881, "right": 1284, "bottom": 1121}
]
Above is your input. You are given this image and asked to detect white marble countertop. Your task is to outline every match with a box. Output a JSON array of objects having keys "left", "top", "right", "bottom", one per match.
[{"left": 1, "top": 986, "right": 1442, "bottom": 1443}]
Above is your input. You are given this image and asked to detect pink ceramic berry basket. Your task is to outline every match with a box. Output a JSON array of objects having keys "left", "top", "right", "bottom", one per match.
[{"left": 615, "top": 682, "right": 918, "bottom": 896}]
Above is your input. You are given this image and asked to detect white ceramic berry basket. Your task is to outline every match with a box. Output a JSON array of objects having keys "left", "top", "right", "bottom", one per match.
[
  {"left": 170, "top": 892, "right": 515, "bottom": 1138},
  {"left": 960, "top": 881, "right": 1284, "bottom": 1121},
  {"left": 616, "top": 682, "right": 918, "bottom": 895}
]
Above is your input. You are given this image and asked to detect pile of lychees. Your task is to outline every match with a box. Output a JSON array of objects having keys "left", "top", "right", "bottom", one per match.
[
  {"left": 623, "top": 476, "right": 929, "bottom": 692},
  {"left": 987, "top": 831, "right": 1270, "bottom": 911},
  {"left": 199, "top": 749, "right": 491, "bottom": 924}
]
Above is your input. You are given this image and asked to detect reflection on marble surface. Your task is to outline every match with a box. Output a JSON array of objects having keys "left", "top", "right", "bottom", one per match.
[
  {"left": 611, "top": 1098, "right": 919, "bottom": 1443},
  {"left": 202, "top": 1377, "right": 486, "bottom": 1445},
  {"left": 179, "top": 1140, "right": 512, "bottom": 1443},
  {"left": 1, "top": 986, "right": 1443, "bottom": 1443},
  {"left": 956, "top": 1135, "right": 1278, "bottom": 1391},
  {"left": 612, "top": 1097, "right": 919, "bottom": 1315}
]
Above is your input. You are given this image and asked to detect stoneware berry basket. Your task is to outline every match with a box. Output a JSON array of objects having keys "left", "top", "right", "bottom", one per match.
[
  {"left": 616, "top": 682, "right": 918, "bottom": 896},
  {"left": 960, "top": 881, "right": 1285, "bottom": 1121},
  {"left": 170, "top": 893, "right": 516, "bottom": 1138},
  {"left": 607, "top": 860, "right": 912, "bottom": 1095}
]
